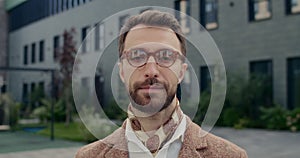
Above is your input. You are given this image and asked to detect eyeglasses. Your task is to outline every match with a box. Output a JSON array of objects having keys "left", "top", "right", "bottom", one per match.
[{"left": 121, "top": 48, "right": 185, "bottom": 68}]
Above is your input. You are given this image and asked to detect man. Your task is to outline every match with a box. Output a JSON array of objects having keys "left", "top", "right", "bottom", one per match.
[{"left": 76, "top": 10, "right": 247, "bottom": 158}]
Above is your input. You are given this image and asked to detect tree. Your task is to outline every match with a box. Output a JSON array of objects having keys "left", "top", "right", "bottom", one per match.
[{"left": 57, "top": 28, "right": 78, "bottom": 126}]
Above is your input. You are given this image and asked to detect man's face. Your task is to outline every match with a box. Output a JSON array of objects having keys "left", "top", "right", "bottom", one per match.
[{"left": 119, "top": 25, "right": 187, "bottom": 115}]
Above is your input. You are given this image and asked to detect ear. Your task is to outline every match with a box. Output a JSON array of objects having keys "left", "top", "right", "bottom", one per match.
[
  {"left": 177, "top": 63, "right": 188, "bottom": 83},
  {"left": 118, "top": 62, "right": 125, "bottom": 83}
]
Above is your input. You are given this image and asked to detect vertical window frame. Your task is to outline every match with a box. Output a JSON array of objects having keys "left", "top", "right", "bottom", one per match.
[
  {"left": 287, "top": 57, "right": 300, "bottom": 109},
  {"left": 24, "top": 45, "right": 28, "bottom": 65},
  {"left": 200, "top": 65, "right": 213, "bottom": 92},
  {"left": 95, "top": 22, "right": 105, "bottom": 51},
  {"left": 39, "top": 40, "right": 45, "bottom": 62},
  {"left": 81, "top": 26, "right": 90, "bottom": 53},
  {"left": 249, "top": 0, "right": 272, "bottom": 22},
  {"left": 175, "top": 0, "right": 191, "bottom": 34},
  {"left": 53, "top": 35, "right": 60, "bottom": 61},
  {"left": 22, "top": 83, "right": 28, "bottom": 104},
  {"left": 286, "top": 0, "right": 300, "bottom": 15},
  {"left": 249, "top": 59, "right": 273, "bottom": 106},
  {"left": 31, "top": 43, "right": 36, "bottom": 64},
  {"left": 200, "top": 0, "right": 219, "bottom": 30}
]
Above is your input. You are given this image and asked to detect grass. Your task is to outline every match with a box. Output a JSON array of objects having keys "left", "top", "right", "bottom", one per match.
[{"left": 37, "top": 122, "right": 86, "bottom": 142}]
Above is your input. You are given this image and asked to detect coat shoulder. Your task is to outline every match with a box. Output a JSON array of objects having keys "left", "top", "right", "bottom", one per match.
[
  {"left": 185, "top": 120, "right": 247, "bottom": 158},
  {"left": 75, "top": 127, "right": 125, "bottom": 158},
  {"left": 203, "top": 132, "right": 248, "bottom": 158},
  {"left": 75, "top": 140, "right": 109, "bottom": 158}
]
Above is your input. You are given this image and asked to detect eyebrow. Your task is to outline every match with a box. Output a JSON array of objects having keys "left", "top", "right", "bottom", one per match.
[{"left": 127, "top": 46, "right": 179, "bottom": 53}]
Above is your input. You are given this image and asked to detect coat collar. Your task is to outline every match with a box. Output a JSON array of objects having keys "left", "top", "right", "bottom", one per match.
[
  {"left": 178, "top": 117, "right": 208, "bottom": 158},
  {"left": 103, "top": 117, "right": 208, "bottom": 158}
]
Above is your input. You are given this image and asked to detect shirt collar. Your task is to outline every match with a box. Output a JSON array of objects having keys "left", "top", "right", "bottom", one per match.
[{"left": 125, "top": 115, "right": 187, "bottom": 150}]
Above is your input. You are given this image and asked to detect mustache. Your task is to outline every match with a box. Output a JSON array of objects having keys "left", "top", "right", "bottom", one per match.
[{"left": 133, "top": 78, "right": 165, "bottom": 90}]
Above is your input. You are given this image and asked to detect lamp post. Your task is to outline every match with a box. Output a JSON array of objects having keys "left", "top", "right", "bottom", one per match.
[{"left": 0, "top": 67, "right": 56, "bottom": 141}]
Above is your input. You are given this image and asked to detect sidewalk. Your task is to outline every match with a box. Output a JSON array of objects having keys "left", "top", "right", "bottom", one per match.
[
  {"left": 0, "top": 147, "right": 80, "bottom": 158},
  {"left": 0, "top": 128, "right": 299, "bottom": 158},
  {"left": 211, "top": 127, "right": 300, "bottom": 158},
  {"left": 0, "top": 131, "right": 83, "bottom": 158}
]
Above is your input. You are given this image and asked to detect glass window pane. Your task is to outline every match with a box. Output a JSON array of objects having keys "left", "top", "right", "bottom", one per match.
[
  {"left": 81, "top": 26, "right": 90, "bottom": 53},
  {"left": 250, "top": 60, "right": 273, "bottom": 106},
  {"left": 254, "top": 0, "right": 271, "bottom": 20},
  {"left": 24, "top": 45, "right": 28, "bottom": 65},
  {"left": 53, "top": 35, "right": 60, "bottom": 60},
  {"left": 288, "top": 58, "right": 300, "bottom": 109},
  {"left": 292, "top": 0, "right": 300, "bottom": 13},
  {"left": 39, "top": 40, "right": 44, "bottom": 62},
  {"left": 200, "top": 66, "right": 212, "bottom": 92},
  {"left": 31, "top": 43, "right": 36, "bottom": 63}
]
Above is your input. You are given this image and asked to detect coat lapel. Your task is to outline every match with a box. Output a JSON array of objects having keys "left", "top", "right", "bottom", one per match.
[
  {"left": 102, "top": 118, "right": 209, "bottom": 158},
  {"left": 103, "top": 122, "right": 129, "bottom": 158},
  {"left": 178, "top": 118, "right": 208, "bottom": 158}
]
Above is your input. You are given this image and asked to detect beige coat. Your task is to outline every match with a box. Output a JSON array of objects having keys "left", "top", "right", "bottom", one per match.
[{"left": 75, "top": 118, "right": 248, "bottom": 158}]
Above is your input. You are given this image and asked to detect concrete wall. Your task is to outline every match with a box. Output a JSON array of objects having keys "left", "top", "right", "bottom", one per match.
[
  {"left": 0, "top": 0, "right": 8, "bottom": 92},
  {"left": 7, "top": 0, "right": 300, "bottom": 108}
]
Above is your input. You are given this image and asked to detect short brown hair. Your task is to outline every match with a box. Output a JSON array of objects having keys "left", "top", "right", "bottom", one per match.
[{"left": 118, "top": 10, "right": 186, "bottom": 57}]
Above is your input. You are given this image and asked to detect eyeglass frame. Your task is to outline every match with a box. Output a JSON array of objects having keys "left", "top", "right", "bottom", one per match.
[{"left": 120, "top": 48, "right": 186, "bottom": 68}]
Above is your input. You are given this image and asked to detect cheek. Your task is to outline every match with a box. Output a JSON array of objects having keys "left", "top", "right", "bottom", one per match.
[
  {"left": 122, "top": 64, "right": 136, "bottom": 86},
  {"left": 168, "top": 63, "right": 182, "bottom": 82},
  {"left": 163, "top": 69, "right": 180, "bottom": 88}
]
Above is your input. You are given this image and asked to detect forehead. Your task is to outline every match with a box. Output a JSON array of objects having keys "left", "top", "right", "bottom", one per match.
[
  {"left": 124, "top": 24, "right": 181, "bottom": 53},
  {"left": 126, "top": 42, "right": 180, "bottom": 52}
]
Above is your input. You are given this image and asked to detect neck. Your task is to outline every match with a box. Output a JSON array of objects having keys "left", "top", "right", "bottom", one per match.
[{"left": 131, "top": 97, "right": 178, "bottom": 132}]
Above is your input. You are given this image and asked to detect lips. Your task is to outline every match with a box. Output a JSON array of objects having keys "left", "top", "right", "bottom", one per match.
[
  {"left": 139, "top": 84, "right": 164, "bottom": 90},
  {"left": 138, "top": 84, "right": 165, "bottom": 94}
]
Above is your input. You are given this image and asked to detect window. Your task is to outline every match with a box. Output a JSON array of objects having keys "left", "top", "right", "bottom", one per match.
[
  {"left": 81, "top": 77, "right": 90, "bottom": 94},
  {"left": 200, "top": 66, "right": 212, "bottom": 92},
  {"left": 1, "top": 84, "right": 6, "bottom": 93},
  {"left": 175, "top": 0, "right": 191, "bottom": 33},
  {"left": 250, "top": 60, "right": 273, "bottom": 106},
  {"left": 31, "top": 82, "right": 36, "bottom": 93},
  {"left": 287, "top": 57, "right": 300, "bottom": 109},
  {"left": 286, "top": 0, "right": 300, "bottom": 14},
  {"left": 81, "top": 26, "right": 90, "bottom": 53},
  {"left": 200, "top": 0, "right": 218, "bottom": 30},
  {"left": 24, "top": 45, "right": 28, "bottom": 65},
  {"left": 249, "top": 0, "right": 272, "bottom": 21},
  {"left": 39, "top": 81, "right": 45, "bottom": 95},
  {"left": 95, "top": 23, "right": 105, "bottom": 51},
  {"left": 53, "top": 35, "right": 60, "bottom": 60},
  {"left": 119, "top": 15, "right": 130, "bottom": 31},
  {"left": 22, "top": 83, "right": 28, "bottom": 104},
  {"left": 39, "top": 40, "right": 44, "bottom": 62},
  {"left": 31, "top": 43, "right": 36, "bottom": 64},
  {"left": 95, "top": 70, "right": 105, "bottom": 106},
  {"left": 0, "top": 76, "right": 5, "bottom": 94}
]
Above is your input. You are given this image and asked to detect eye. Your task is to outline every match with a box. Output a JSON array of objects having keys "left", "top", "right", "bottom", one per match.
[
  {"left": 129, "top": 49, "right": 147, "bottom": 62},
  {"left": 157, "top": 50, "right": 174, "bottom": 63}
]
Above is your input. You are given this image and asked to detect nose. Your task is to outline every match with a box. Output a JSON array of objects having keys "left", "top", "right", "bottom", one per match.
[{"left": 144, "top": 56, "right": 159, "bottom": 78}]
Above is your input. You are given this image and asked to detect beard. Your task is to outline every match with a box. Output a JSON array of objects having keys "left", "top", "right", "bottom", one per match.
[{"left": 129, "top": 77, "right": 176, "bottom": 116}]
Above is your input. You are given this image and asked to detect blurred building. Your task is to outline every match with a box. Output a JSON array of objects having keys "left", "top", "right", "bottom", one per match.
[
  {"left": 0, "top": 0, "right": 7, "bottom": 94},
  {"left": 5, "top": 0, "right": 300, "bottom": 109}
]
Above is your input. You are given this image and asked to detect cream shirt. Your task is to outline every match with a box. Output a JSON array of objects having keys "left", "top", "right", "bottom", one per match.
[{"left": 125, "top": 115, "right": 187, "bottom": 158}]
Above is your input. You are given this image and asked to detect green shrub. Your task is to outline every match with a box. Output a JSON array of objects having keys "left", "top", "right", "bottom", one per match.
[
  {"left": 286, "top": 108, "right": 300, "bottom": 132},
  {"left": 0, "top": 94, "right": 21, "bottom": 129},
  {"left": 259, "top": 105, "right": 288, "bottom": 130},
  {"left": 234, "top": 118, "right": 251, "bottom": 129},
  {"left": 31, "top": 106, "right": 48, "bottom": 123},
  {"left": 222, "top": 107, "right": 241, "bottom": 126}
]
